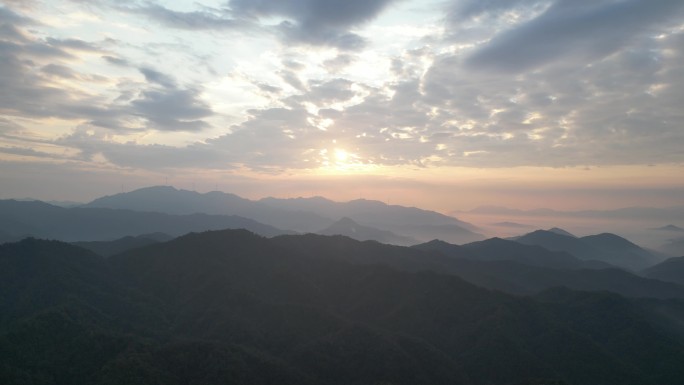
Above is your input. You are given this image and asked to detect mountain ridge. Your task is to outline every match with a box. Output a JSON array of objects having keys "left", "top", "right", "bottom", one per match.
[
  {"left": 513, "top": 229, "right": 662, "bottom": 270},
  {"left": 82, "top": 186, "right": 483, "bottom": 243}
]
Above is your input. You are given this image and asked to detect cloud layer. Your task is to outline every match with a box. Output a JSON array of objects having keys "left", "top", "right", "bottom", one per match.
[{"left": 1, "top": 0, "right": 684, "bottom": 178}]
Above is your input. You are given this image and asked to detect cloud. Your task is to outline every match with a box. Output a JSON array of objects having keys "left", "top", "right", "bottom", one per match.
[
  {"left": 229, "top": 0, "right": 399, "bottom": 49},
  {"left": 0, "top": 5, "right": 36, "bottom": 25},
  {"left": 323, "top": 53, "right": 356, "bottom": 73},
  {"left": 102, "top": 55, "right": 130, "bottom": 66},
  {"left": 45, "top": 37, "right": 102, "bottom": 52},
  {"left": 2, "top": 0, "right": 684, "bottom": 177},
  {"left": 455, "top": 0, "right": 684, "bottom": 72},
  {"left": 139, "top": 67, "right": 176, "bottom": 88},
  {"left": 41, "top": 63, "right": 78, "bottom": 79},
  {"left": 0, "top": 6, "right": 214, "bottom": 133},
  {"left": 131, "top": 87, "right": 214, "bottom": 132},
  {"left": 121, "top": 3, "right": 244, "bottom": 31},
  {"left": 57, "top": 126, "right": 226, "bottom": 169}
]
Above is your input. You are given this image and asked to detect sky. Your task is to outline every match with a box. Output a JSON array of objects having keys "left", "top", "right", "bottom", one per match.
[{"left": 1, "top": 0, "right": 683, "bottom": 212}]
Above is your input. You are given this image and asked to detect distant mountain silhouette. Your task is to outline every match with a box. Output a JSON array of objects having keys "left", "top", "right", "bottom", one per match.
[
  {"left": 490, "top": 221, "right": 533, "bottom": 228},
  {"left": 513, "top": 230, "right": 661, "bottom": 270},
  {"left": 547, "top": 227, "right": 577, "bottom": 238},
  {"left": 642, "top": 256, "right": 684, "bottom": 285},
  {"left": 260, "top": 195, "right": 478, "bottom": 229},
  {"left": 72, "top": 233, "right": 173, "bottom": 257},
  {"left": 0, "top": 199, "right": 291, "bottom": 241},
  {"left": 414, "top": 238, "right": 614, "bottom": 269},
  {"left": 261, "top": 196, "right": 486, "bottom": 244},
  {"left": 653, "top": 224, "right": 684, "bottom": 232},
  {"left": 84, "top": 186, "right": 331, "bottom": 232},
  {"left": 318, "top": 217, "right": 418, "bottom": 246},
  {"left": 83, "top": 186, "right": 483, "bottom": 243},
  {"left": 5, "top": 233, "right": 684, "bottom": 384}
]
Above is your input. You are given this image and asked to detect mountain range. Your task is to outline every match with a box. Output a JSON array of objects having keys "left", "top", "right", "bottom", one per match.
[
  {"left": 83, "top": 186, "right": 484, "bottom": 244},
  {"left": 4, "top": 230, "right": 684, "bottom": 385},
  {"left": 642, "top": 256, "right": 684, "bottom": 285},
  {"left": 0, "top": 199, "right": 291, "bottom": 242},
  {"left": 415, "top": 237, "right": 611, "bottom": 270},
  {"left": 318, "top": 217, "right": 418, "bottom": 246},
  {"left": 511, "top": 229, "right": 663, "bottom": 270}
]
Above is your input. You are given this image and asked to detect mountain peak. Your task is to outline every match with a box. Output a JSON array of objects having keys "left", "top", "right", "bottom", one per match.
[
  {"left": 547, "top": 227, "right": 577, "bottom": 238},
  {"left": 653, "top": 224, "right": 684, "bottom": 232},
  {"left": 335, "top": 216, "right": 358, "bottom": 226}
]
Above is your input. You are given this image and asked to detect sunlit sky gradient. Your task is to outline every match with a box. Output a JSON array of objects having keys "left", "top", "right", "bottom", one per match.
[{"left": 1, "top": 0, "right": 683, "bottom": 212}]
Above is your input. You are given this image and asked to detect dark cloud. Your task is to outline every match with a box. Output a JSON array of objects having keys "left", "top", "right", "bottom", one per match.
[
  {"left": 116, "top": 3, "right": 245, "bottom": 31},
  {"left": 278, "top": 69, "right": 307, "bottom": 91},
  {"left": 101, "top": 55, "right": 130, "bottom": 66},
  {"left": 306, "top": 78, "right": 355, "bottom": 103},
  {"left": 229, "top": 0, "right": 398, "bottom": 49},
  {"left": 418, "top": 24, "right": 684, "bottom": 167},
  {"left": 131, "top": 87, "right": 213, "bottom": 132},
  {"left": 458, "top": 0, "right": 684, "bottom": 72},
  {"left": 452, "top": 0, "right": 547, "bottom": 20},
  {"left": 41, "top": 63, "right": 77, "bottom": 79},
  {"left": 139, "top": 67, "right": 176, "bottom": 88},
  {"left": 0, "top": 5, "right": 36, "bottom": 25},
  {"left": 45, "top": 37, "right": 102, "bottom": 52},
  {"left": 0, "top": 145, "right": 67, "bottom": 160}
]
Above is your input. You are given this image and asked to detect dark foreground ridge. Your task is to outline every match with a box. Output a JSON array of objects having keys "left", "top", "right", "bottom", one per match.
[{"left": 3, "top": 230, "right": 684, "bottom": 385}]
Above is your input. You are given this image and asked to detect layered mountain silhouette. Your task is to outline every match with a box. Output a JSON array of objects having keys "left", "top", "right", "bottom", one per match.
[
  {"left": 490, "top": 221, "right": 533, "bottom": 228},
  {"left": 415, "top": 238, "right": 611, "bottom": 270},
  {"left": 72, "top": 233, "right": 173, "bottom": 257},
  {"left": 653, "top": 224, "right": 684, "bottom": 232},
  {"left": 273, "top": 234, "right": 684, "bottom": 299},
  {"left": 5, "top": 231, "right": 684, "bottom": 384},
  {"left": 84, "top": 186, "right": 331, "bottom": 232},
  {"left": 83, "top": 186, "right": 484, "bottom": 243},
  {"left": 642, "top": 256, "right": 684, "bottom": 285},
  {"left": 546, "top": 227, "right": 577, "bottom": 238},
  {"left": 318, "top": 217, "right": 418, "bottom": 246},
  {"left": 0, "top": 199, "right": 290, "bottom": 242},
  {"left": 512, "top": 229, "right": 662, "bottom": 270}
]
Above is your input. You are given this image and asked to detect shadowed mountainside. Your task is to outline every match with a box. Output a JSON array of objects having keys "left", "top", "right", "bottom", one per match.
[
  {"left": 72, "top": 233, "right": 174, "bottom": 257},
  {"left": 272, "top": 234, "right": 684, "bottom": 299},
  {"left": 415, "top": 238, "right": 612, "bottom": 270},
  {"left": 642, "top": 256, "right": 684, "bottom": 285},
  {"left": 4, "top": 231, "right": 684, "bottom": 384}
]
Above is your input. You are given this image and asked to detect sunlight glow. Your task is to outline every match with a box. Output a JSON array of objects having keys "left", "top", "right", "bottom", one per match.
[{"left": 335, "top": 149, "right": 349, "bottom": 162}]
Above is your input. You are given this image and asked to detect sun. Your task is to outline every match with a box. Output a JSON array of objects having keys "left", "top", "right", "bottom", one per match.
[{"left": 335, "top": 149, "right": 349, "bottom": 162}]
